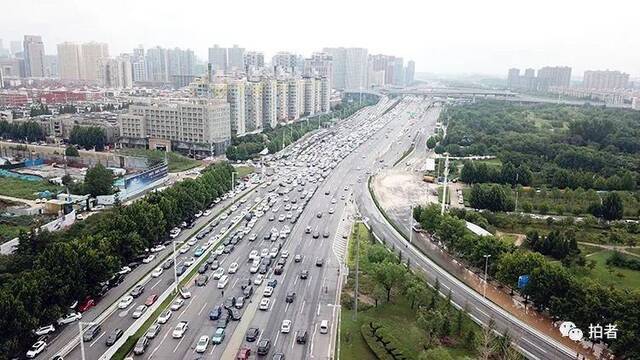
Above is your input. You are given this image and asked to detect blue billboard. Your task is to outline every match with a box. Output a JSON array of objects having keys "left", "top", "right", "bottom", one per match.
[{"left": 124, "top": 163, "right": 168, "bottom": 195}]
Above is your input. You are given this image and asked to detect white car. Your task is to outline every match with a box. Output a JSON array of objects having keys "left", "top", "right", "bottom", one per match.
[
  {"left": 220, "top": 213, "right": 228, "bottom": 220},
  {"left": 158, "top": 309, "right": 172, "bottom": 324},
  {"left": 150, "top": 244, "right": 166, "bottom": 252},
  {"left": 249, "top": 250, "right": 259, "bottom": 260},
  {"left": 254, "top": 274, "right": 265, "bottom": 285},
  {"left": 142, "top": 254, "right": 155, "bottom": 264},
  {"left": 169, "top": 227, "right": 181, "bottom": 239},
  {"left": 172, "top": 321, "right": 189, "bottom": 338},
  {"left": 260, "top": 248, "right": 270, "bottom": 258},
  {"left": 281, "top": 319, "right": 291, "bottom": 333},
  {"left": 179, "top": 245, "right": 190, "bottom": 254},
  {"left": 187, "top": 238, "right": 198, "bottom": 246},
  {"left": 151, "top": 267, "right": 163, "bottom": 278},
  {"left": 132, "top": 304, "right": 147, "bottom": 319},
  {"left": 170, "top": 298, "right": 185, "bottom": 311},
  {"left": 183, "top": 257, "right": 196, "bottom": 267},
  {"left": 203, "top": 210, "right": 212, "bottom": 216},
  {"left": 259, "top": 298, "right": 270, "bottom": 311},
  {"left": 212, "top": 268, "right": 225, "bottom": 280},
  {"left": 195, "top": 335, "right": 209, "bottom": 353},
  {"left": 250, "top": 261, "right": 260, "bottom": 274},
  {"left": 33, "top": 324, "right": 55, "bottom": 336},
  {"left": 270, "top": 248, "right": 279, "bottom": 258},
  {"left": 57, "top": 312, "right": 82, "bottom": 325},
  {"left": 228, "top": 262, "right": 239, "bottom": 274},
  {"left": 217, "top": 275, "right": 229, "bottom": 289},
  {"left": 118, "top": 266, "right": 132, "bottom": 275},
  {"left": 328, "top": 207, "right": 335, "bottom": 214},
  {"left": 26, "top": 340, "right": 47, "bottom": 358},
  {"left": 263, "top": 286, "right": 274, "bottom": 297},
  {"left": 118, "top": 295, "right": 134, "bottom": 309}
]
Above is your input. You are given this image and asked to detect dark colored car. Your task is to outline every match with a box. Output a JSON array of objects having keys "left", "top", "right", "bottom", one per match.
[
  {"left": 162, "top": 258, "right": 174, "bottom": 269},
  {"left": 312, "top": 231, "right": 320, "bottom": 239},
  {"left": 106, "top": 328, "right": 123, "bottom": 346},
  {"left": 176, "top": 265, "right": 187, "bottom": 276},
  {"left": 239, "top": 278, "right": 252, "bottom": 289},
  {"left": 245, "top": 327, "right": 260, "bottom": 342},
  {"left": 300, "top": 270, "right": 309, "bottom": 279},
  {"left": 133, "top": 336, "right": 149, "bottom": 355},
  {"left": 274, "top": 265, "right": 284, "bottom": 275},
  {"left": 257, "top": 339, "right": 271, "bottom": 355},
  {"left": 315, "top": 258, "right": 324, "bottom": 267},
  {"left": 108, "top": 274, "right": 125, "bottom": 288},
  {"left": 196, "top": 274, "right": 209, "bottom": 287},
  {"left": 209, "top": 306, "right": 222, "bottom": 320},
  {"left": 130, "top": 284, "right": 145, "bottom": 298},
  {"left": 229, "top": 308, "right": 242, "bottom": 321},
  {"left": 296, "top": 330, "right": 308, "bottom": 344},
  {"left": 243, "top": 285, "right": 254, "bottom": 297},
  {"left": 223, "top": 296, "right": 236, "bottom": 309},
  {"left": 82, "top": 324, "right": 101, "bottom": 342},
  {"left": 285, "top": 292, "right": 296, "bottom": 303},
  {"left": 216, "top": 316, "right": 229, "bottom": 329},
  {"left": 267, "top": 279, "right": 278, "bottom": 288},
  {"left": 197, "top": 264, "right": 209, "bottom": 274},
  {"left": 259, "top": 264, "right": 268, "bottom": 274}
]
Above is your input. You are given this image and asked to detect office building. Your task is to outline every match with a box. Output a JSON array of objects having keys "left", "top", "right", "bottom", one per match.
[
  {"left": 119, "top": 99, "right": 231, "bottom": 155},
  {"left": 537, "top": 66, "right": 571, "bottom": 89},
  {"left": 324, "top": 47, "right": 368, "bottom": 90},
  {"left": 23, "top": 35, "right": 45, "bottom": 77},
  {"left": 208, "top": 45, "right": 227, "bottom": 73},
  {"left": 228, "top": 45, "right": 245, "bottom": 72},
  {"left": 405, "top": 60, "right": 415, "bottom": 85},
  {"left": 262, "top": 78, "right": 277, "bottom": 129},
  {"left": 81, "top": 42, "right": 109, "bottom": 82},
  {"left": 583, "top": 70, "right": 629, "bottom": 90},
  {"left": 57, "top": 42, "right": 83, "bottom": 80}
]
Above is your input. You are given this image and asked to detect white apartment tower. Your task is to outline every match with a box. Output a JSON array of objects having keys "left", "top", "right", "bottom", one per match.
[
  {"left": 276, "top": 80, "right": 288, "bottom": 122},
  {"left": 57, "top": 42, "right": 83, "bottom": 80},
  {"left": 23, "top": 35, "right": 45, "bottom": 77},
  {"left": 245, "top": 81, "right": 263, "bottom": 132},
  {"left": 262, "top": 78, "right": 277, "bottom": 129},
  {"left": 227, "top": 80, "right": 246, "bottom": 136},
  {"left": 81, "top": 42, "right": 109, "bottom": 82}
]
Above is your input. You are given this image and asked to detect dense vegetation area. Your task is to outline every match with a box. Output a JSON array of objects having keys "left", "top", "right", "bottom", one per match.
[
  {"left": 69, "top": 125, "right": 108, "bottom": 151},
  {"left": 226, "top": 100, "right": 376, "bottom": 161},
  {"left": 117, "top": 148, "right": 201, "bottom": 173},
  {"left": 414, "top": 203, "right": 640, "bottom": 358},
  {"left": 440, "top": 101, "right": 640, "bottom": 192},
  {"left": 340, "top": 224, "right": 519, "bottom": 360},
  {"left": 0, "top": 120, "right": 46, "bottom": 142},
  {"left": 0, "top": 162, "right": 235, "bottom": 358}
]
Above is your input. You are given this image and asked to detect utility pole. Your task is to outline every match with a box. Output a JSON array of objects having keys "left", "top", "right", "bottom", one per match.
[
  {"left": 440, "top": 154, "right": 450, "bottom": 216},
  {"left": 78, "top": 321, "right": 94, "bottom": 360},
  {"left": 483, "top": 254, "right": 491, "bottom": 298},
  {"left": 408, "top": 204, "right": 413, "bottom": 245}
]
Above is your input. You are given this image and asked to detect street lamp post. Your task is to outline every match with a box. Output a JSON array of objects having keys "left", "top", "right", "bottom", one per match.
[
  {"left": 78, "top": 321, "right": 94, "bottom": 360},
  {"left": 408, "top": 204, "right": 413, "bottom": 246},
  {"left": 483, "top": 254, "right": 491, "bottom": 298},
  {"left": 231, "top": 172, "right": 236, "bottom": 192}
]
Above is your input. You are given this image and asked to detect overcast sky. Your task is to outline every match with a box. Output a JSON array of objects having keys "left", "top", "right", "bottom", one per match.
[{"left": 3, "top": 0, "right": 639, "bottom": 77}]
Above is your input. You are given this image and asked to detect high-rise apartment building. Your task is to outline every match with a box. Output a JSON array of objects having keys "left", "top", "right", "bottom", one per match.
[
  {"left": 208, "top": 45, "right": 228, "bottom": 73},
  {"left": 272, "top": 52, "right": 298, "bottom": 75},
  {"left": 0, "top": 67, "right": 4, "bottom": 88},
  {"left": 303, "top": 52, "right": 332, "bottom": 78},
  {"left": 536, "top": 66, "right": 571, "bottom": 89},
  {"left": 119, "top": 99, "right": 231, "bottom": 155},
  {"left": 583, "top": 70, "right": 629, "bottom": 90},
  {"left": 23, "top": 35, "right": 45, "bottom": 77},
  {"left": 145, "top": 46, "right": 169, "bottom": 82},
  {"left": 228, "top": 45, "right": 245, "bottom": 72},
  {"left": 303, "top": 77, "right": 317, "bottom": 116},
  {"left": 276, "top": 80, "right": 289, "bottom": 122},
  {"left": 57, "top": 42, "right": 83, "bottom": 80},
  {"left": 262, "top": 78, "right": 277, "bottom": 129},
  {"left": 405, "top": 60, "right": 415, "bottom": 85},
  {"left": 227, "top": 80, "right": 246, "bottom": 136},
  {"left": 244, "top": 51, "right": 265, "bottom": 74},
  {"left": 324, "top": 47, "right": 368, "bottom": 90},
  {"left": 81, "top": 42, "right": 109, "bottom": 82},
  {"left": 287, "top": 78, "right": 304, "bottom": 120},
  {"left": 132, "top": 46, "right": 146, "bottom": 82},
  {"left": 99, "top": 55, "right": 133, "bottom": 89},
  {"left": 245, "top": 81, "right": 263, "bottom": 132}
]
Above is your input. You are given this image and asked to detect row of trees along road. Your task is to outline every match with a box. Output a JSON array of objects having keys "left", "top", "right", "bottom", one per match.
[
  {"left": 413, "top": 204, "right": 640, "bottom": 358},
  {"left": 0, "top": 162, "right": 235, "bottom": 358}
]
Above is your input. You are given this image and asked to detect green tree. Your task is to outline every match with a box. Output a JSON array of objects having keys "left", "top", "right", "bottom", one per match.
[
  {"left": 65, "top": 145, "right": 79, "bottom": 157},
  {"left": 370, "top": 260, "right": 407, "bottom": 302},
  {"left": 601, "top": 192, "right": 624, "bottom": 220},
  {"left": 426, "top": 136, "right": 437, "bottom": 149},
  {"left": 84, "top": 163, "right": 114, "bottom": 196}
]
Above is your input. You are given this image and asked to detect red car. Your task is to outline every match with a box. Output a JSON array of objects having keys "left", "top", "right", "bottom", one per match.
[
  {"left": 237, "top": 347, "right": 251, "bottom": 360},
  {"left": 78, "top": 297, "right": 95, "bottom": 312},
  {"left": 144, "top": 294, "right": 158, "bottom": 306}
]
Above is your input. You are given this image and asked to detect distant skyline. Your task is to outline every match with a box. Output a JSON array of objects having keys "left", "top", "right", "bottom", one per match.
[{"left": 3, "top": 0, "right": 639, "bottom": 77}]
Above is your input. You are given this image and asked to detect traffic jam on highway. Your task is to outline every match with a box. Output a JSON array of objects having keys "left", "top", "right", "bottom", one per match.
[{"left": 27, "top": 96, "right": 400, "bottom": 360}]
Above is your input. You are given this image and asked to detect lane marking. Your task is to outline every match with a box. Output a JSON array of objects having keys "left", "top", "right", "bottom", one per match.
[{"left": 89, "top": 331, "right": 105, "bottom": 347}]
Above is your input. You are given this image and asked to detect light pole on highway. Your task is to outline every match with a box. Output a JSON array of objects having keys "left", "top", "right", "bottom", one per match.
[
  {"left": 408, "top": 204, "right": 414, "bottom": 245},
  {"left": 78, "top": 321, "right": 95, "bottom": 360},
  {"left": 483, "top": 254, "right": 491, "bottom": 298},
  {"left": 172, "top": 240, "right": 178, "bottom": 293}
]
